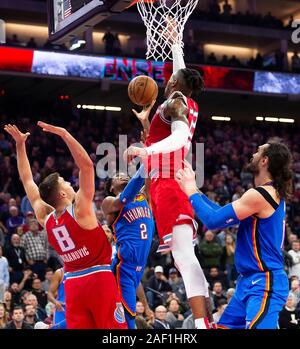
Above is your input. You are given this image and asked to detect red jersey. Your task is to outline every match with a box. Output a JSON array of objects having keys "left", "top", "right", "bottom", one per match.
[
  {"left": 145, "top": 91, "right": 199, "bottom": 178},
  {"left": 45, "top": 205, "right": 112, "bottom": 272}
]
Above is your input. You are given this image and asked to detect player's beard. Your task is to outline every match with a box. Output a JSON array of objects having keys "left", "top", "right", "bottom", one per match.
[{"left": 246, "top": 157, "right": 260, "bottom": 176}]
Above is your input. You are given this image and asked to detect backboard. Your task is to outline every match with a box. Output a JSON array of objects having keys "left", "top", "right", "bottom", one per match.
[{"left": 47, "top": 0, "right": 132, "bottom": 44}]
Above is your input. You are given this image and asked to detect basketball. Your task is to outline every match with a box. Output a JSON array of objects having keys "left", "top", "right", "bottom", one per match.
[{"left": 128, "top": 75, "right": 158, "bottom": 106}]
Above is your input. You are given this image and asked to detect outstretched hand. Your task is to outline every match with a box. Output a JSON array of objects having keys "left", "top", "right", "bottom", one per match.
[
  {"left": 37, "top": 121, "right": 67, "bottom": 137},
  {"left": 123, "top": 145, "right": 148, "bottom": 164},
  {"left": 132, "top": 99, "right": 156, "bottom": 124},
  {"left": 4, "top": 124, "right": 30, "bottom": 144},
  {"left": 175, "top": 160, "right": 198, "bottom": 197}
]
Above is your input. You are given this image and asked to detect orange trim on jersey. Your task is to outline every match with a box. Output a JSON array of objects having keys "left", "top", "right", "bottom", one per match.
[
  {"left": 115, "top": 246, "right": 136, "bottom": 318},
  {"left": 251, "top": 217, "right": 264, "bottom": 272},
  {"left": 111, "top": 206, "right": 124, "bottom": 240},
  {"left": 217, "top": 324, "right": 230, "bottom": 329},
  {"left": 248, "top": 272, "right": 270, "bottom": 329}
]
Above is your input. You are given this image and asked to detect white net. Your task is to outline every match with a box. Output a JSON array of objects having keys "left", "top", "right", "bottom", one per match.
[{"left": 136, "top": 0, "right": 199, "bottom": 61}]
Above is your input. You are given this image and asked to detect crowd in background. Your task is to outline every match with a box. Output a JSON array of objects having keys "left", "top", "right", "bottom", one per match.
[
  {"left": 0, "top": 105, "right": 300, "bottom": 329},
  {"left": 2, "top": 0, "right": 300, "bottom": 74}
]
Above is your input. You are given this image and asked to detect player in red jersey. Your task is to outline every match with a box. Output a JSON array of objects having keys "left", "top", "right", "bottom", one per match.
[
  {"left": 4, "top": 123, "right": 127, "bottom": 329},
  {"left": 124, "top": 21, "right": 212, "bottom": 329}
]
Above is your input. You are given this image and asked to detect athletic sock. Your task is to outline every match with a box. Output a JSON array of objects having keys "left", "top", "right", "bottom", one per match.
[{"left": 195, "top": 317, "right": 210, "bottom": 329}]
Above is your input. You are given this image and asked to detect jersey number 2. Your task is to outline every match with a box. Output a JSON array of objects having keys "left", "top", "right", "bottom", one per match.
[
  {"left": 52, "top": 225, "right": 75, "bottom": 252},
  {"left": 140, "top": 223, "right": 148, "bottom": 240}
]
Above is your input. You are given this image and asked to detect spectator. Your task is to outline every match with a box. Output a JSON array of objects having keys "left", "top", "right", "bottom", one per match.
[
  {"left": 152, "top": 305, "right": 171, "bottom": 329},
  {"left": 278, "top": 294, "right": 300, "bottom": 329},
  {"left": 167, "top": 267, "right": 186, "bottom": 303},
  {"left": 226, "top": 288, "right": 235, "bottom": 303},
  {"left": 135, "top": 301, "right": 153, "bottom": 329},
  {"left": 20, "top": 196, "right": 34, "bottom": 217},
  {"left": 24, "top": 293, "right": 47, "bottom": 321},
  {"left": 0, "top": 302, "right": 8, "bottom": 328},
  {"left": 220, "top": 55, "right": 229, "bottom": 66},
  {"left": 10, "top": 34, "right": 21, "bottom": 46},
  {"left": 24, "top": 304, "right": 38, "bottom": 326},
  {"left": 0, "top": 246, "right": 9, "bottom": 302},
  {"left": 290, "top": 279, "right": 300, "bottom": 305},
  {"left": 207, "top": 52, "right": 217, "bottom": 65},
  {"left": 114, "top": 33, "right": 122, "bottom": 55},
  {"left": 102, "top": 27, "right": 116, "bottom": 55},
  {"left": 5, "top": 306, "right": 32, "bottom": 329},
  {"left": 286, "top": 233, "right": 298, "bottom": 251},
  {"left": 4, "top": 234, "right": 26, "bottom": 284},
  {"left": 211, "top": 281, "right": 227, "bottom": 310},
  {"left": 199, "top": 230, "right": 223, "bottom": 272},
  {"left": 21, "top": 219, "right": 48, "bottom": 281},
  {"left": 212, "top": 298, "right": 228, "bottom": 323},
  {"left": 288, "top": 240, "right": 300, "bottom": 280},
  {"left": 181, "top": 313, "right": 195, "bottom": 329},
  {"left": 3, "top": 290, "right": 13, "bottom": 314},
  {"left": 222, "top": 0, "right": 232, "bottom": 16},
  {"left": 291, "top": 52, "right": 300, "bottom": 73},
  {"left": 5, "top": 206, "right": 25, "bottom": 241},
  {"left": 146, "top": 265, "right": 172, "bottom": 310},
  {"left": 42, "top": 268, "right": 53, "bottom": 292},
  {"left": 18, "top": 268, "right": 36, "bottom": 293},
  {"left": 135, "top": 315, "right": 153, "bottom": 329},
  {"left": 254, "top": 53, "right": 263, "bottom": 69},
  {"left": 220, "top": 234, "right": 237, "bottom": 286},
  {"left": 9, "top": 282, "right": 21, "bottom": 307},
  {"left": 31, "top": 278, "right": 48, "bottom": 309},
  {"left": 206, "top": 267, "right": 229, "bottom": 290},
  {"left": 26, "top": 37, "right": 37, "bottom": 49},
  {"left": 165, "top": 297, "right": 184, "bottom": 328}
]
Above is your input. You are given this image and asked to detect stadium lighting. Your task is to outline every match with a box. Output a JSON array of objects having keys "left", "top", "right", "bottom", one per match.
[
  {"left": 77, "top": 104, "right": 121, "bottom": 112},
  {"left": 211, "top": 116, "right": 231, "bottom": 121},
  {"left": 264, "top": 117, "right": 279, "bottom": 122},
  {"left": 105, "top": 106, "right": 122, "bottom": 111},
  {"left": 256, "top": 117, "right": 295, "bottom": 123},
  {"left": 279, "top": 118, "right": 294, "bottom": 123}
]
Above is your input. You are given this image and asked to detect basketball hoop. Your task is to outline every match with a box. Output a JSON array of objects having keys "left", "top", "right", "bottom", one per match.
[{"left": 132, "top": 0, "right": 199, "bottom": 62}]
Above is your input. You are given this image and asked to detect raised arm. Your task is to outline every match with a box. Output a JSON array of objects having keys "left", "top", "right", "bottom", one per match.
[
  {"left": 175, "top": 162, "right": 270, "bottom": 230},
  {"left": 4, "top": 125, "right": 53, "bottom": 226},
  {"left": 37, "top": 122, "right": 94, "bottom": 214}
]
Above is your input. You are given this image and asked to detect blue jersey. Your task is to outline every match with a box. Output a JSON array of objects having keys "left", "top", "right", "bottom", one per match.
[
  {"left": 235, "top": 199, "right": 286, "bottom": 275},
  {"left": 57, "top": 271, "right": 66, "bottom": 304},
  {"left": 52, "top": 269, "right": 66, "bottom": 329},
  {"left": 112, "top": 193, "right": 154, "bottom": 267}
]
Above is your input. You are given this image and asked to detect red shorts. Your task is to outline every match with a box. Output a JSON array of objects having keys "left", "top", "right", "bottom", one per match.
[
  {"left": 150, "top": 178, "right": 198, "bottom": 252},
  {"left": 64, "top": 266, "right": 127, "bottom": 329}
]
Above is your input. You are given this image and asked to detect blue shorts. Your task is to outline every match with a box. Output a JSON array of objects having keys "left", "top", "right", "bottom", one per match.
[
  {"left": 111, "top": 245, "right": 146, "bottom": 329},
  {"left": 218, "top": 269, "right": 289, "bottom": 329},
  {"left": 52, "top": 309, "right": 66, "bottom": 329}
]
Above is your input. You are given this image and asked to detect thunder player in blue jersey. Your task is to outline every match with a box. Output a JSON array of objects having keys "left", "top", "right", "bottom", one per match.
[
  {"left": 47, "top": 268, "right": 67, "bottom": 329},
  {"left": 102, "top": 165, "right": 154, "bottom": 329},
  {"left": 175, "top": 139, "right": 293, "bottom": 329}
]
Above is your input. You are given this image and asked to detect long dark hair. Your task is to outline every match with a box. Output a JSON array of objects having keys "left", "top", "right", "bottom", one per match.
[{"left": 263, "top": 139, "right": 293, "bottom": 200}]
